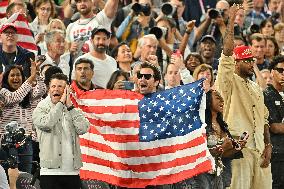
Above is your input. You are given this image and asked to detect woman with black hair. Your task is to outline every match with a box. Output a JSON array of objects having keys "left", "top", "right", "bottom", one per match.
[
  {"left": 106, "top": 70, "right": 131, "bottom": 90},
  {"left": 0, "top": 62, "right": 46, "bottom": 173},
  {"left": 111, "top": 42, "right": 133, "bottom": 73},
  {"left": 194, "top": 89, "right": 246, "bottom": 189}
]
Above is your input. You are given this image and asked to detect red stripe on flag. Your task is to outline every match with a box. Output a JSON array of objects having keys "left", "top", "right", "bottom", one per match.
[
  {"left": 80, "top": 136, "right": 205, "bottom": 158},
  {"left": 88, "top": 119, "right": 139, "bottom": 128},
  {"left": 80, "top": 160, "right": 212, "bottom": 188},
  {"left": 74, "top": 88, "right": 144, "bottom": 101},
  {"left": 16, "top": 27, "right": 34, "bottom": 36},
  {"left": 17, "top": 42, "right": 38, "bottom": 51},
  {"left": 76, "top": 104, "right": 139, "bottom": 114},
  {"left": 82, "top": 150, "right": 207, "bottom": 172},
  {"left": 85, "top": 127, "right": 139, "bottom": 142}
]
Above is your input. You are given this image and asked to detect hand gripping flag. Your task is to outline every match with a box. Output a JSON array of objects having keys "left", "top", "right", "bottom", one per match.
[{"left": 71, "top": 79, "right": 213, "bottom": 188}]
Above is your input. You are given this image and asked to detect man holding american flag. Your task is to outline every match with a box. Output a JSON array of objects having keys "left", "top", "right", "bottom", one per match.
[{"left": 71, "top": 60, "right": 213, "bottom": 188}]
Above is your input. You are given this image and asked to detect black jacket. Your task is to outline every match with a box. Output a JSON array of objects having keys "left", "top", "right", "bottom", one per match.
[{"left": 0, "top": 44, "right": 34, "bottom": 78}]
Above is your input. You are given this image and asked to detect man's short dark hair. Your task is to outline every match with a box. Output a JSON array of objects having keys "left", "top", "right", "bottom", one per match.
[
  {"left": 44, "top": 66, "right": 63, "bottom": 86},
  {"left": 49, "top": 73, "right": 69, "bottom": 85},
  {"left": 269, "top": 55, "right": 284, "bottom": 70},
  {"left": 75, "top": 58, "right": 94, "bottom": 70},
  {"left": 140, "top": 62, "right": 161, "bottom": 81}
]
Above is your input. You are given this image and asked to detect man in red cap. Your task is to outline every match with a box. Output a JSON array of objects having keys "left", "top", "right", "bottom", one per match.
[
  {"left": 215, "top": 5, "right": 272, "bottom": 189},
  {"left": 0, "top": 23, "right": 34, "bottom": 78}
]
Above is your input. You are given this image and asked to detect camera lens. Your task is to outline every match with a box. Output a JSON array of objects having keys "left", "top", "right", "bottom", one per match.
[
  {"left": 131, "top": 3, "right": 141, "bottom": 13},
  {"left": 208, "top": 9, "right": 220, "bottom": 19},
  {"left": 161, "top": 3, "right": 173, "bottom": 15}
]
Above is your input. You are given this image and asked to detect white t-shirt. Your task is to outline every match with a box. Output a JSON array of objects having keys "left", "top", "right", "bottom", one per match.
[
  {"left": 72, "top": 53, "right": 117, "bottom": 88},
  {"left": 66, "top": 10, "right": 113, "bottom": 43}
]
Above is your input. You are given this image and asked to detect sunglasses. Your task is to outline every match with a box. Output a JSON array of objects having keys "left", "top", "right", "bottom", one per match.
[
  {"left": 242, "top": 58, "right": 256, "bottom": 64},
  {"left": 137, "top": 72, "right": 153, "bottom": 80},
  {"left": 274, "top": 67, "right": 284, "bottom": 74}
]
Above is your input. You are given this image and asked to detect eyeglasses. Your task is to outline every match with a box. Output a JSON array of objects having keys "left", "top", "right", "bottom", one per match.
[
  {"left": 242, "top": 58, "right": 256, "bottom": 64},
  {"left": 137, "top": 72, "right": 154, "bottom": 80},
  {"left": 3, "top": 31, "right": 16, "bottom": 36},
  {"left": 40, "top": 7, "right": 51, "bottom": 12},
  {"left": 274, "top": 67, "right": 284, "bottom": 74}
]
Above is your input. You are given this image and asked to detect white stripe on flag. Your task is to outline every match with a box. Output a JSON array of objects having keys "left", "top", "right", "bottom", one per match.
[
  {"left": 76, "top": 98, "right": 140, "bottom": 107},
  {"left": 17, "top": 34, "right": 36, "bottom": 43},
  {"left": 13, "top": 21, "right": 30, "bottom": 29},
  {"left": 80, "top": 126, "right": 206, "bottom": 151},
  {"left": 95, "top": 125, "right": 139, "bottom": 135},
  {"left": 81, "top": 155, "right": 210, "bottom": 179},
  {"left": 81, "top": 142, "right": 207, "bottom": 165},
  {"left": 85, "top": 112, "right": 139, "bottom": 121}
]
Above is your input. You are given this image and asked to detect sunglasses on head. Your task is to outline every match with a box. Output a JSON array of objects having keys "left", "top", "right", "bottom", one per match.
[
  {"left": 274, "top": 67, "right": 284, "bottom": 74},
  {"left": 137, "top": 72, "right": 154, "bottom": 80}
]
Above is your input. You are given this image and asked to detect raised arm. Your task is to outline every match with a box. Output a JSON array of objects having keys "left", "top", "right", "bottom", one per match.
[
  {"left": 215, "top": 5, "right": 238, "bottom": 96},
  {"left": 103, "top": 0, "right": 119, "bottom": 19},
  {"left": 32, "top": 76, "right": 46, "bottom": 100},
  {"left": 0, "top": 61, "right": 38, "bottom": 105},
  {"left": 178, "top": 20, "right": 195, "bottom": 56}
]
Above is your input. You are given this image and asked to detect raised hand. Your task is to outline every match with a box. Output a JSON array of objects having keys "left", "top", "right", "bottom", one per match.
[
  {"left": 65, "top": 85, "right": 73, "bottom": 108},
  {"left": 185, "top": 20, "right": 196, "bottom": 33},
  {"left": 170, "top": 54, "right": 184, "bottom": 69},
  {"left": 60, "top": 86, "right": 67, "bottom": 104},
  {"left": 223, "top": 4, "right": 238, "bottom": 56}
]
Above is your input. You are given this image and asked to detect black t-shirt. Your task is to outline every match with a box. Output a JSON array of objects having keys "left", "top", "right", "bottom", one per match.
[
  {"left": 0, "top": 51, "right": 16, "bottom": 73},
  {"left": 263, "top": 84, "right": 284, "bottom": 155},
  {"left": 3, "top": 51, "right": 16, "bottom": 66}
]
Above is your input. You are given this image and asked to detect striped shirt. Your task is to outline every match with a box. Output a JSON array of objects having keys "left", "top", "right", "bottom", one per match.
[{"left": 0, "top": 76, "right": 46, "bottom": 141}]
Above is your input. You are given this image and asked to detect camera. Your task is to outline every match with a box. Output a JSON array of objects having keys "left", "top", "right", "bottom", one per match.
[
  {"left": 243, "top": 24, "right": 260, "bottom": 37},
  {"left": 1, "top": 121, "right": 31, "bottom": 151},
  {"left": 0, "top": 155, "right": 18, "bottom": 169},
  {"left": 36, "top": 55, "right": 46, "bottom": 62},
  {"left": 131, "top": 3, "right": 151, "bottom": 16},
  {"left": 208, "top": 9, "right": 225, "bottom": 19},
  {"left": 122, "top": 81, "right": 134, "bottom": 90},
  {"left": 149, "top": 26, "right": 168, "bottom": 39},
  {"left": 161, "top": 3, "right": 176, "bottom": 16}
]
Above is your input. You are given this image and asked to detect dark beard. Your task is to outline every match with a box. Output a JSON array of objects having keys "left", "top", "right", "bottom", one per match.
[{"left": 94, "top": 45, "right": 107, "bottom": 53}]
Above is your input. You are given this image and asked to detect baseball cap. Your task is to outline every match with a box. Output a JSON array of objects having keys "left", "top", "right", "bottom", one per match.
[
  {"left": 233, "top": 45, "right": 254, "bottom": 60},
  {"left": 200, "top": 35, "right": 216, "bottom": 44},
  {"left": 0, "top": 23, "right": 17, "bottom": 34},
  {"left": 91, "top": 26, "right": 111, "bottom": 39}
]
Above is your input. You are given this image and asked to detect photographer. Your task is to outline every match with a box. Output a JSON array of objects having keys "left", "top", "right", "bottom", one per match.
[
  {"left": 202, "top": 0, "right": 230, "bottom": 59},
  {"left": 116, "top": 0, "right": 156, "bottom": 54}
]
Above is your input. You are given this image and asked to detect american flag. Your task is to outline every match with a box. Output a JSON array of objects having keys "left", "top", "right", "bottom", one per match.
[
  {"left": 71, "top": 79, "right": 213, "bottom": 188},
  {"left": 5, "top": 12, "right": 37, "bottom": 55}
]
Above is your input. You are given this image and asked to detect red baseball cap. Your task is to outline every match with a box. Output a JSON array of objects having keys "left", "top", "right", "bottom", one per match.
[
  {"left": 233, "top": 45, "right": 254, "bottom": 60},
  {"left": 0, "top": 23, "right": 17, "bottom": 34}
]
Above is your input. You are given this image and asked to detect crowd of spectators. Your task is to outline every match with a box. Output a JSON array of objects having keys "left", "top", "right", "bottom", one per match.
[{"left": 0, "top": 0, "right": 283, "bottom": 188}]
